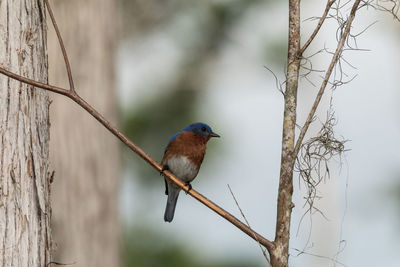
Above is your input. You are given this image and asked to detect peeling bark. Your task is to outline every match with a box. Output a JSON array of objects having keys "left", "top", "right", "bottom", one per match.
[{"left": 0, "top": 0, "right": 51, "bottom": 266}]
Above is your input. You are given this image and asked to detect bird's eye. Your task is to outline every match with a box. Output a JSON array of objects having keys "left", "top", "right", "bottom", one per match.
[{"left": 201, "top": 126, "right": 207, "bottom": 132}]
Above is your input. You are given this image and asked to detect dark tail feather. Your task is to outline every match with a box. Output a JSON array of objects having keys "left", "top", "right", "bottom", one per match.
[{"left": 164, "top": 187, "right": 180, "bottom": 222}]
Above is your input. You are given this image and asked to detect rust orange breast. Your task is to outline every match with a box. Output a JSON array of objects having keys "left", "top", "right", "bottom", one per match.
[{"left": 162, "top": 131, "right": 208, "bottom": 168}]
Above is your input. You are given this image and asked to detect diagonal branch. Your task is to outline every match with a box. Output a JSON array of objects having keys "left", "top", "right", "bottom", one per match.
[
  {"left": 299, "top": 0, "right": 336, "bottom": 56},
  {"left": 44, "top": 0, "right": 75, "bottom": 92},
  {"left": 0, "top": 66, "right": 275, "bottom": 252},
  {"left": 294, "top": 0, "right": 362, "bottom": 158}
]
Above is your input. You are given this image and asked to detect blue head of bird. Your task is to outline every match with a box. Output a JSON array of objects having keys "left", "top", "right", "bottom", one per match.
[{"left": 182, "top": 122, "right": 220, "bottom": 139}]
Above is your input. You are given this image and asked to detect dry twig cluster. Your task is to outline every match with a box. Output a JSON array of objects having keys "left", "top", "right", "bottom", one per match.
[{"left": 296, "top": 109, "right": 347, "bottom": 219}]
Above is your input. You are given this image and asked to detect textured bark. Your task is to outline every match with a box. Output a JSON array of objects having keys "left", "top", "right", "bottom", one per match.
[
  {"left": 0, "top": 0, "right": 51, "bottom": 266},
  {"left": 271, "top": 0, "right": 300, "bottom": 266},
  {"left": 47, "top": 0, "right": 120, "bottom": 266}
]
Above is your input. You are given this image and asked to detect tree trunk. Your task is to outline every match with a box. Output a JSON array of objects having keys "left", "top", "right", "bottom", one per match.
[
  {"left": 47, "top": 0, "right": 120, "bottom": 266},
  {"left": 0, "top": 1, "right": 51, "bottom": 266}
]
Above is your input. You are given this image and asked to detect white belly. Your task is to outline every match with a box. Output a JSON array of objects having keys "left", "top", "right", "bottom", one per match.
[{"left": 165, "top": 156, "right": 199, "bottom": 183}]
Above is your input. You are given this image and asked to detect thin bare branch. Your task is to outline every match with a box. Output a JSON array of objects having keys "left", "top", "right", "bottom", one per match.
[
  {"left": 0, "top": 66, "right": 275, "bottom": 252},
  {"left": 228, "top": 185, "right": 271, "bottom": 266},
  {"left": 44, "top": 0, "right": 75, "bottom": 92},
  {"left": 46, "top": 261, "right": 76, "bottom": 266},
  {"left": 264, "top": 66, "right": 284, "bottom": 95},
  {"left": 0, "top": 67, "right": 71, "bottom": 96},
  {"left": 294, "top": 0, "right": 362, "bottom": 158},
  {"left": 371, "top": 0, "right": 400, "bottom": 22},
  {"left": 292, "top": 248, "right": 347, "bottom": 266},
  {"left": 299, "top": 0, "right": 336, "bottom": 55}
]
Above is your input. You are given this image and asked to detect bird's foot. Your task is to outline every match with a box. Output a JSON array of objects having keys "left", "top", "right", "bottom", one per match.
[
  {"left": 160, "top": 165, "right": 169, "bottom": 175},
  {"left": 184, "top": 182, "right": 192, "bottom": 194}
]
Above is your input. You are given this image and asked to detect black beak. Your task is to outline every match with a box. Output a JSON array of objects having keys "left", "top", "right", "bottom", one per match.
[{"left": 209, "top": 131, "right": 220, "bottom": 138}]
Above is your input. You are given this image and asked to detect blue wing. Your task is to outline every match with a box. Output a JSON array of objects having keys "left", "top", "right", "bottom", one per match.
[{"left": 164, "top": 132, "right": 180, "bottom": 153}]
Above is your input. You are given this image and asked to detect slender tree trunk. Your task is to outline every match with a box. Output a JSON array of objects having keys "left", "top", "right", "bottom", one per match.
[
  {"left": 0, "top": 0, "right": 51, "bottom": 266},
  {"left": 270, "top": 0, "right": 300, "bottom": 266},
  {"left": 47, "top": 0, "right": 120, "bottom": 266}
]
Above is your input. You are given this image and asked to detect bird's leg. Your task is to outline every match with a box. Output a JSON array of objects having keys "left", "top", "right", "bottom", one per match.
[
  {"left": 184, "top": 182, "right": 192, "bottom": 194},
  {"left": 164, "top": 178, "right": 168, "bottom": 195},
  {"left": 161, "top": 165, "right": 170, "bottom": 195}
]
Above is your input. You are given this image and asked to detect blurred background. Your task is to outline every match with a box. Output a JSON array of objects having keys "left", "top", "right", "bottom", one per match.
[{"left": 48, "top": 0, "right": 400, "bottom": 266}]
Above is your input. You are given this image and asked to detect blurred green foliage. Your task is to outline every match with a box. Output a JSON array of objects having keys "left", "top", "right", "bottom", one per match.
[
  {"left": 122, "top": 225, "right": 263, "bottom": 267},
  {"left": 120, "top": 1, "right": 272, "bottom": 186},
  {"left": 119, "top": 0, "right": 281, "bottom": 266},
  {"left": 118, "top": 0, "right": 267, "bottom": 37},
  {"left": 263, "top": 38, "right": 288, "bottom": 68},
  {"left": 388, "top": 175, "right": 400, "bottom": 222},
  {"left": 122, "top": 88, "right": 198, "bottom": 186},
  {"left": 122, "top": 88, "right": 197, "bottom": 156}
]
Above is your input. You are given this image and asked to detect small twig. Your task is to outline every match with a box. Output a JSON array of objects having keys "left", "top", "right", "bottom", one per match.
[
  {"left": 299, "top": 0, "right": 336, "bottom": 55},
  {"left": 227, "top": 185, "right": 271, "bottom": 266},
  {"left": 44, "top": 0, "right": 75, "bottom": 92},
  {"left": 46, "top": 261, "right": 76, "bottom": 266},
  {"left": 292, "top": 248, "right": 347, "bottom": 266},
  {"left": 294, "top": 0, "right": 362, "bottom": 158},
  {"left": 372, "top": 0, "right": 400, "bottom": 22},
  {"left": 264, "top": 66, "right": 284, "bottom": 95},
  {"left": 0, "top": 66, "right": 275, "bottom": 251}
]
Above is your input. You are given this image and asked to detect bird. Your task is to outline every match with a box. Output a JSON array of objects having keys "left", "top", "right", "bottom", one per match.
[{"left": 161, "top": 122, "right": 220, "bottom": 222}]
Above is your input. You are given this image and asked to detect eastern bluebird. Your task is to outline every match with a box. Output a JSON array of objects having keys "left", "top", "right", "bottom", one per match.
[{"left": 161, "top": 122, "right": 220, "bottom": 222}]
